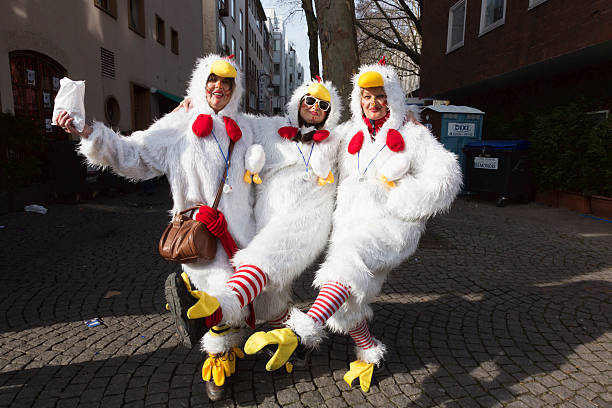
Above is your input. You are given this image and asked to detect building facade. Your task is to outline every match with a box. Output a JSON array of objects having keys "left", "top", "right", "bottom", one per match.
[
  {"left": 1, "top": 0, "right": 204, "bottom": 136},
  {"left": 420, "top": 0, "right": 612, "bottom": 121},
  {"left": 264, "top": 9, "right": 304, "bottom": 115}
]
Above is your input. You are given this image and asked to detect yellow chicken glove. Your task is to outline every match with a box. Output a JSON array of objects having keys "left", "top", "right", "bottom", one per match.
[
  {"left": 380, "top": 175, "right": 396, "bottom": 188},
  {"left": 343, "top": 360, "right": 374, "bottom": 392},
  {"left": 244, "top": 328, "right": 298, "bottom": 371},
  {"left": 243, "top": 170, "right": 253, "bottom": 184},
  {"left": 187, "top": 291, "right": 220, "bottom": 319},
  {"left": 252, "top": 173, "right": 262, "bottom": 184}
]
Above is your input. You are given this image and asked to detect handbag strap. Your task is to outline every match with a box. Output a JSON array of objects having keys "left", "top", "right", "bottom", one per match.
[
  {"left": 212, "top": 139, "right": 236, "bottom": 209},
  {"left": 176, "top": 139, "right": 235, "bottom": 217}
]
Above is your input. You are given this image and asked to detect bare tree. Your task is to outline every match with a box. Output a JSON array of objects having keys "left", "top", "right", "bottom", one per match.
[
  {"left": 314, "top": 0, "right": 360, "bottom": 118},
  {"left": 354, "top": 0, "right": 422, "bottom": 93},
  {"left": 301, "top": 0, "right": 320, "bottom": 79}
]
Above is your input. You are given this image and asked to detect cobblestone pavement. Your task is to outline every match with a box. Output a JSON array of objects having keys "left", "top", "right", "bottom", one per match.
[{"left": 0, "top": 185, "right": 610, "bottom": 408}]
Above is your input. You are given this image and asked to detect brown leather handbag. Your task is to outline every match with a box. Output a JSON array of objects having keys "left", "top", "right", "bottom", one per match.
[{"left": 158, "top": 140, "right": 235, "bottom": 263}]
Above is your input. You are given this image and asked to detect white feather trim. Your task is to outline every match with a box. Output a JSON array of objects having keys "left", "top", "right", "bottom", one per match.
[
  {"left": 350, "top": 63, "right": 407, "bottom": 133},
  {"left": 200, "top": 326, "right": 247, "bottom": 354},
  {"left": 355, "top": 337, "right": 386, "bottom": 366},
  {"left": 284, "top": 307, "right": 326, "bottom": 349},
  {"left": 286, "top": 80, "right": 342, "bottom": 129},
  {"left": 186, "top": 54, "right": 243, "bottom": 117}
]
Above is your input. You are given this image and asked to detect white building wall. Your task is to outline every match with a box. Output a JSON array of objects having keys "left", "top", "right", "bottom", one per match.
[{"left": 0, "top": 0, "right": 203, "bottom": 132}]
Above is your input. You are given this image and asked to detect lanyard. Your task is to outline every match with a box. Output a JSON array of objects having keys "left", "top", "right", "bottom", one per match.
[
  {"left": 357, "top": 144, "right": 387, "bottom": 180},
  {"left": 296, "top": 142, "right": 315, "bottom": 176},
  {"left": 211, "top": 129, "right": 230, "bottom": 187}
]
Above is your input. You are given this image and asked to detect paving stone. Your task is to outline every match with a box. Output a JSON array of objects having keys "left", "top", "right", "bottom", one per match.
[{"left": 1, "top": 190, "right": 610, "bottom": 407}]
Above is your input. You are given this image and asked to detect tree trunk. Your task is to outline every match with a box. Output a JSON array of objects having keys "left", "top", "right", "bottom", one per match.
[
  {"left": 314, "top": 0, "right": 360, "bottom": 121},
  {"left": 302, "top": 0, "right": 320, "bottom": 80}
]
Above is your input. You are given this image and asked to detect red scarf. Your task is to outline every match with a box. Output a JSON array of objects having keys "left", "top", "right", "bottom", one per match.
[{"left": 362, "top": 111, "right": 390, "bottom": 139}]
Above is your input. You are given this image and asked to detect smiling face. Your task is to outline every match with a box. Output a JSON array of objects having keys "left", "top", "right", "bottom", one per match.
[
  {"left": 360, "top": 87, "right": 388, "bottom": 121},
  {"left": 299, "top": 94, "right": 328, "bottom": 125},
  {"left": 205, "top": 74, "right": 234, "bottom": 113}
]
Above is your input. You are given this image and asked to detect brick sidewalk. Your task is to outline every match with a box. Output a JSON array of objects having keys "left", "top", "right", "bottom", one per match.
[{"left": 0, "top": 186, "right": 610, "bottom": 407}]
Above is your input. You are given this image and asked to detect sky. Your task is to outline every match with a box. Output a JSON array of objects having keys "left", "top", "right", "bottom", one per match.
[{"left": 261, "top": 0, "right": 312, "bottom": 80}]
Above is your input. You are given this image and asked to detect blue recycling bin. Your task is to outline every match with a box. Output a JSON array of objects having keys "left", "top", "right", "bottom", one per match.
[
  {"left": 421, "top": 105, "right": 484, "bottom": 173},
  {"left": 462, "top": 140, "right": 532, "bottom": 206}
]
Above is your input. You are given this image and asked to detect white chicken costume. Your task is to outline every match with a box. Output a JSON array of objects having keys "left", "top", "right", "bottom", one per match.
[
  {"left": 245, "top": 60, "right": 462, "bottom": 392},
  {"left": 77, "top": 54, "right": 264, "bottom": 384},
  {"left": 183, "top": 80, "right": 342, "bottom": 366}
]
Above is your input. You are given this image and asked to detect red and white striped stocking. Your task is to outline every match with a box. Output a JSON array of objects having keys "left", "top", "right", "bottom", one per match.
[
  {"left": 348, "top": 320, "right": 375, "bottom": 350},
  {"left": 306, "top": 281, "right": 351, "bottom": 325},
  {"left": 267, "top": 308, "right": 289, "bottom": 329},
  {"left": 226, "top": 265, "right": 267, "bottom": 308}
]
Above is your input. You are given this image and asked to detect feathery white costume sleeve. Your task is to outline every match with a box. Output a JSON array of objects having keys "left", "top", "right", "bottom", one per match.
[
  {"left": 78, "top": 110, "right": 188, "bottom": 181},
  {"left": 386, "top": 123, "right": 462, "bottom": 221}
]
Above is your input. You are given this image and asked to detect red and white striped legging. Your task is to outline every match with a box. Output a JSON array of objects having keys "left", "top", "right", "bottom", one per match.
[
  {"left": 306, "top": 281, "right": 375, "bottom": 350},
  {"left": 268, "top": 308, "right": 289, "bottom": 329},
  {"left": 226, "top": 265, "right": 267, "bottom": 308}
]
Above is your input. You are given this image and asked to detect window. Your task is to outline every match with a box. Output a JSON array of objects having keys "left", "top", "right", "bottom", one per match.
[
  {"left": 239, "top": 47, "right": 244, "bottom": 70},
  {"left": 230, "top": 0, "right": 235, "bottom": 19},
  {"left": 105, "top": 96, "right": 121, "bottom": 126},
  {"left": 219, "top": 21, "right": 227, "bottom": 49},
  {"left": 156, "top": 15, "right": 165, "bottom": 45},
  {"left": 275, "top": 39, "right": 281, "bottom": 51},
  {"left": 249, "top": 91, "right": 256, "bottom": 109},
  {"left": 171, "top": 28, "right": 179, "bottom": 55},
  {"left": 94, "top": 0, "right": 117, "bottom": 18},
  {"left": 446, "top": 0, "right": 466, "bottom": 53},
  {"left": 231, "top": 37, "right": 236, "bottom": 57},
  {"left": 128, "top": 0, "right": 145, "bottom": 37},
  {"left": 528, "top": 0, "right": 549, "bottom": 9},
  {"left": 239, "top": 10, "right": 243, "bottom": 33},
  {"left": 479, "top": 0, "right": 506, "bottom": 36}
]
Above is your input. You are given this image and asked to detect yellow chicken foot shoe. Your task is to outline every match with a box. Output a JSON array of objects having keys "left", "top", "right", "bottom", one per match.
[
  {"left": 317, "top": 171, "right": 335, "bottom": 186},
  {"left": 380, "top": 175, "right": 396, "bottom": 188},
  {"left": 202, "top": 353, "right": 231, "bottom": 401},
  {"left": 187, "top": 290, "right": 220, "bottom": 319},
  {"left": 244, "top": 328, "right": 299, "bottom": 371},
  {"left": 226, "top": 346, "right": 244, "bottom": 375},
  {"left": 243, "top": 170, "right": 252, "bottom": 184},
  {"left": 252, "top": 173, "right": 262, "bottom": 184},
  {"left": 344, "top": 360, "right": 374, "bottom": 392}
]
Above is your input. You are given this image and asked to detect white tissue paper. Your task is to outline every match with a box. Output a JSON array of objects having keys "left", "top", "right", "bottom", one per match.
[{"left": 52, "top": 77, "right": 86, "bottom": 132}]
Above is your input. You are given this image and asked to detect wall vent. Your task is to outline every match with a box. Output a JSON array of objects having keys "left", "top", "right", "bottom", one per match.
[{"left": 100, "top": 47, "right": 115, "bottom": 78}]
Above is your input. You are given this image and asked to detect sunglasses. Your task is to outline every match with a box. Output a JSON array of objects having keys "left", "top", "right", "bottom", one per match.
[{"left": 303, "top": 96, "right": 330, "bottom": 112}]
